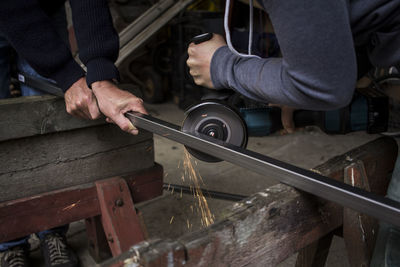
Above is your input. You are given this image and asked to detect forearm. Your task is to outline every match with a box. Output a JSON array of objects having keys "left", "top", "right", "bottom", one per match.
[
  {"left": 211, "top": 0, "right": 358, "bottom": 110},
  {"left": 69, "top": 0, "right": 120, "bottom": 88},
  {"left": 0, "top": 0, "right": 85, "bottom": 91}
]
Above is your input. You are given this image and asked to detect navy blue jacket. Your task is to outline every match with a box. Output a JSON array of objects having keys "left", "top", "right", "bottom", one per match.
[{"left": 0, "top": 0, "right": 119, "bottom": 91}]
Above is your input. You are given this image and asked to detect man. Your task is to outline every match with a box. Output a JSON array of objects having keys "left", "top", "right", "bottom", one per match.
[
  {"left": 0, "top": 1, "right": 146, "bottom": 266},
  {"left": 0, "top": 0, "right": 146, "bottom": 135},
  {"left": 186, "top": 0, "right": 400, "bottom": 266},
  {"left": 0, "top": 4, "right": 82, "bottom": 267}
]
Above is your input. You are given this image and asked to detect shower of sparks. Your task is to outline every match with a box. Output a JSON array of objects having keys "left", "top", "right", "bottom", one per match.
[{"left": 182, "top": 149, "right": 215, "bottom": 227}]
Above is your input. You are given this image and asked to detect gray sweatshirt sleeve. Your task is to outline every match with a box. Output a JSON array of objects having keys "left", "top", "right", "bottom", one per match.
[{"left": 211, "top": 0, "right": 357, "bottom": 110}]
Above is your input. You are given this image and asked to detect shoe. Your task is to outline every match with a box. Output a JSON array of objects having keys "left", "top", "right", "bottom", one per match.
[
  {"left": 0, "top": 245, "right": 29, "bottom": 267},
  {"left": 40, "top": 233, "right": 79, "bottom": 267}
]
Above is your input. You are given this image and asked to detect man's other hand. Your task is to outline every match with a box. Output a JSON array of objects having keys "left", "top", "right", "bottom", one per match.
[
  {"left": 186, "top": 33, "right": 226, "bottom": 88},
  {"left": 91, "top": 80, "right": 147, "bottom": 135},
  {"left": 65, "top": 77, "right": 101, "bottom": 120}
]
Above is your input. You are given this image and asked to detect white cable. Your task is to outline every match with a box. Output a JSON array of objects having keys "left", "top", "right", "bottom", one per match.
[
  {"left": 248, "top": 0, "right": 254, "bottom": 54},
  {"left": 224, "top": 0, "right": 260, "bottom": 58}
]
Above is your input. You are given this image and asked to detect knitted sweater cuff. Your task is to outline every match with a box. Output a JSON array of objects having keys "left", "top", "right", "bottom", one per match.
[
  {"left": 86, "top": 58, "right": 120, "bottom": 88},
  {"left": 52, "top": 59, "right": 86, "bottom": 92}
]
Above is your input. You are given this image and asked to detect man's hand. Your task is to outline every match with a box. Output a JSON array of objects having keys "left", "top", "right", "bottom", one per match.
[
  {"left": 65, "top": 77, "right": 101, "bottom": 120},
  {"left": 91, "top": 80, "right": 147, "bottom": 135},
  {"left": 186, "top": 33, "right": 226, "bottom": 88}
]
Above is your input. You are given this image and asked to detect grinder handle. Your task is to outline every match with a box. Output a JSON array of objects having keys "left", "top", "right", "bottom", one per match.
[{"left": 191, "top": 33, "right": 213, "bottom": 44}]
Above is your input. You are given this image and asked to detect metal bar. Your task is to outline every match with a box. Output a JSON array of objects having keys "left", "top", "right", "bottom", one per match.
[
  {"left": 116, "top": 0, "right": 195, "bottom": 66},
  {"left": 126, "top": 111, "right": 400, "bottom": 227},
  {"left": 119, "top": 0, "right": 175, "bottom": 48},
  {"left": 163, "top": 183, "right": 248, "bottom": 201},
  {"left": 17, "top": 73, "right": 64, "bottom": 97}
]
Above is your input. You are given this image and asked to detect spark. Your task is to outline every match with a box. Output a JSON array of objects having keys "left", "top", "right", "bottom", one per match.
[
  {"left": 169, "top": 216, "right": 174, "bottom": 224},
  {"left": 182, "top": 149, "right": 215, "bottom": 227},
  {"left": 62, "top": 200, "right": 81, "bottom": 211}
]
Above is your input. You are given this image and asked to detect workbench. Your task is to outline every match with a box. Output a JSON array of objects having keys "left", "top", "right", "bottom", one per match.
[
  {"left": 0, "top": 95, "right": 163, "bottom": 262},
  {"left": 101, "top": 136, "right": 397, "bottom": 267}
]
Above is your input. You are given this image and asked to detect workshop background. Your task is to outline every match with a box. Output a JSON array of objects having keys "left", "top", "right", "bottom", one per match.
[{"left": 1, "top": 0, "right": 399, "bottom": 266}]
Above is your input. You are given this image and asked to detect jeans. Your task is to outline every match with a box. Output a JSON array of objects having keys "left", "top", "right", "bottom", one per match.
[
  {"left": 371, "top": 156, "right": 400, "bottom": 267},
  {"left": 0, "top": 36, "right": 11, "bottom": 99},
  {"left": 0, "top": 226, "right": 68, "bottom": 252},
  {"left": 0, "top": 36, "right": 53, "bottom": 98},
  {"left": 0, "top": 3, "right": 68, "bottom": 99}
]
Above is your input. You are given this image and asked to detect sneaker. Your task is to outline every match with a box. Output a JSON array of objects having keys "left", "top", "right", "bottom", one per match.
[
  {"left": 0, "top": 245, "right": 29, "bottom": 267},
  {"left": 40, "top": 233, "right": 79, "bottom": 267}
]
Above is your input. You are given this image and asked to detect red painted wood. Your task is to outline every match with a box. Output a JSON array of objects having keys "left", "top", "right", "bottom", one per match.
[
  {"left": 0, "top": 186, "right": 100, "bottom": 242},
  {"left": 96, "top": 177, "right": 145, "bottom": 256},
  {"left": 86, "top": 216, "right": 112, "bottom": 263},
  {"left": 125, "top": 163, "right": 164, "bottom": 203}
]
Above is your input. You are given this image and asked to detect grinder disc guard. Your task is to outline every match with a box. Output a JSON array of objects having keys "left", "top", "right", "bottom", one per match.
[{"left": 182, "top": 101, "right": 248, "bottom": 162}]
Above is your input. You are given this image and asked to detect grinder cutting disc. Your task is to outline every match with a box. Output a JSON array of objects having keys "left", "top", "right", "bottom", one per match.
[{"left": 182, "top": 100, "right": 248, "bottom": 162}]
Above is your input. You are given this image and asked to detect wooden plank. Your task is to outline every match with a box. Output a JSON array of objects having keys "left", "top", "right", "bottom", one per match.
[
  {"left": 96, "top": 178, "right": 145, "bottom": 256},
  {"left": 0, "top": 123, "right": 151, "bottom": 175},
  {"left": 0, "top": 95, "right": 104, "bottom": 142},
  {"left": 0, "top": 164, "right": 163, "bottom": 243},
  {"left": 0, "top": 85, "right": 142, "bottom": 142},
  {"left": 0, "top": 184, "right": 100, "bottom": 242},
  {"left": 343, "top": 161, "right": 378, "bottom": 267},
  {"left": 100, "top": 137, "right": 398, "bottom": 267},
  {"left": 0, "top": 125, "right": 154, "bottom": 202},
  {"left": 295, "top": 231, "right": 335, "bottom": 267}
]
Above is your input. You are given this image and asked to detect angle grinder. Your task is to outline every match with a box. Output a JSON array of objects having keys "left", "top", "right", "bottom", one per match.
[
  {"left": 182, "top": 33, "right": 248, "bottom": 162},
  {"left": 182, "top": 100, "right": 248, "bottom": 162}
]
